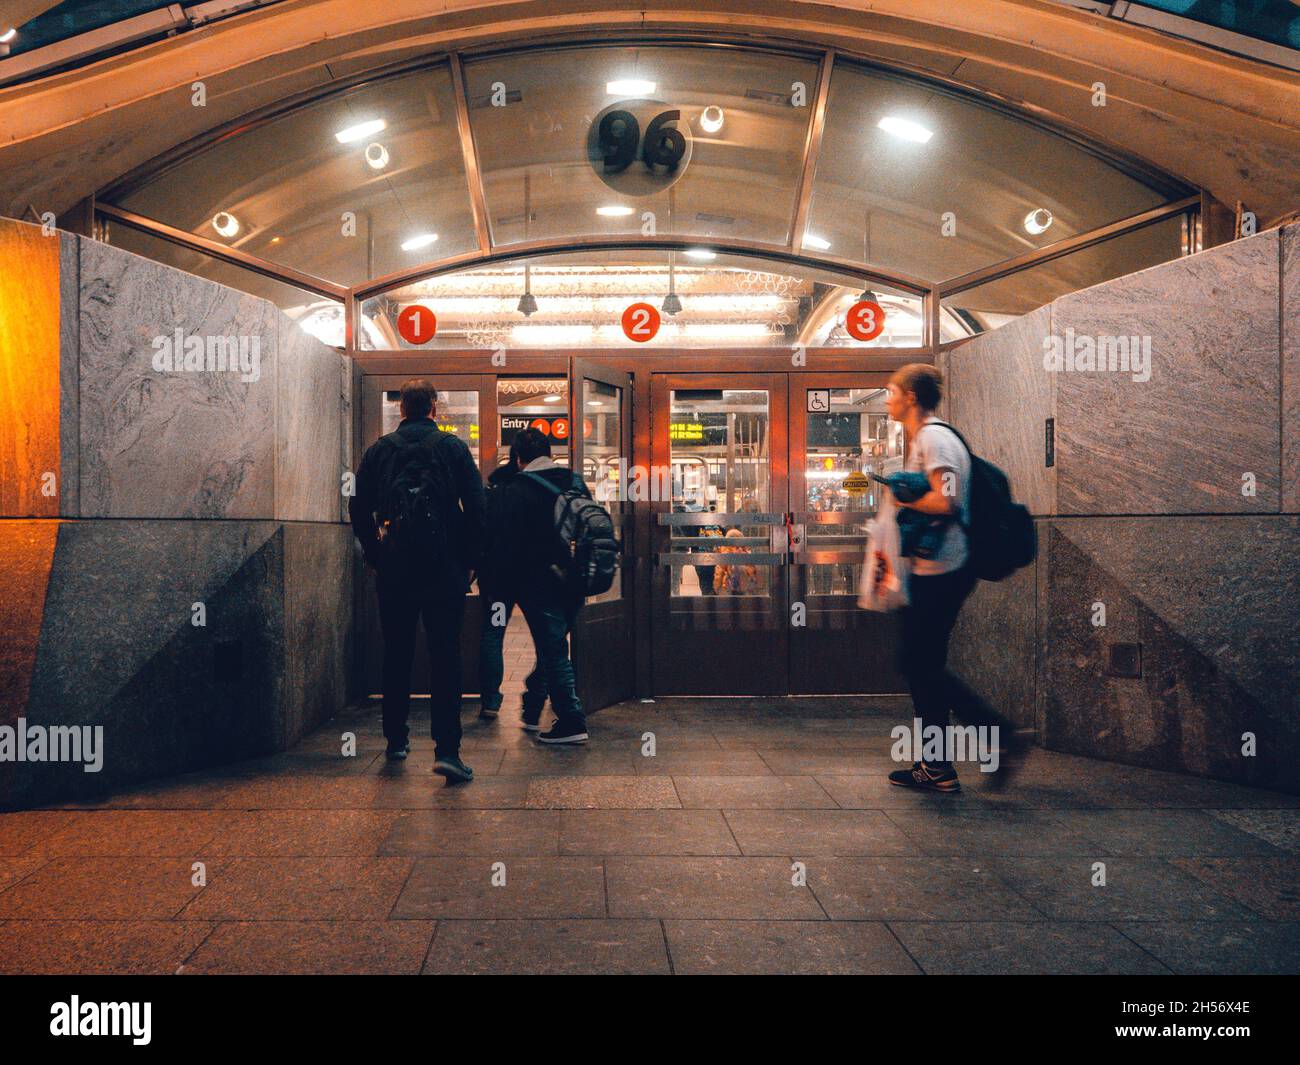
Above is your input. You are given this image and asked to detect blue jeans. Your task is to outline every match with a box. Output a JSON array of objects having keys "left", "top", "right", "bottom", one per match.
[
  {"left": 480, "top": 595, "right": 520, "bottom": 712},
  {"left": 479, "top": 589, "right": 583, "bottom": 724},
  {"left": 521, "top": 596, "right": 583, "bottom": 725}
]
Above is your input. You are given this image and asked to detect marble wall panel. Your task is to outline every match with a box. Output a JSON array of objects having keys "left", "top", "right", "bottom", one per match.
[
  {"left": 282, "top": 523, "right": 353, "bottom": 747},
  {"left": 944, "top": 304, "right": 1056, "bottom": 516},
  {"left": 78, "top": 239, "right": 278, "bottom": 518},
  {"left": 339, "top": 353, "right": 353, "bottom": 522},
  {"left": 1053, "top": 232, "right": 1281, "bottom": 515},
  {"left": 1041, "top": 516, "right": 1299, "bottom": 792},
  {"left": 58, "top": 231, "right": 80, "bottom": 517},
  {"left": 0, "top": 522, "right": 59, "bottom": 728},
  {"left": 275, "top": 316, "right": 348, "bottom": 523},
  {"left": 15, "top": 519, "right": 285, "bottom": 805},
  {"left": 1281, "top": 223, "right": 1299, "bottom": 514},
  {"left": 947, "top": 559, "right": 1038, "bottom": 731}
]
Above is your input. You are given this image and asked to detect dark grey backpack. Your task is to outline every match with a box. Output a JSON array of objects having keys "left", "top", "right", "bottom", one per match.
[{"left": 522, "top": 471, "right": 620, "bottom": 597}]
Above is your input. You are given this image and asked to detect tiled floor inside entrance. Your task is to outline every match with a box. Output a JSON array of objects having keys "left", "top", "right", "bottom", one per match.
[{"left": 1, "top": 689, "right": 1297, "bottom": 975}]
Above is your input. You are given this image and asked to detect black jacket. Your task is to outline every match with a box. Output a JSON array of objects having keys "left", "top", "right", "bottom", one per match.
[
  {"left": 349, "top": 418, "right": 486, "bottom": 584},
  {"left": 477, "top": 462, "right": 518, "bottom": 595},
  {"left": 482, "top": 462, "right": 589, "bottom": 601}
]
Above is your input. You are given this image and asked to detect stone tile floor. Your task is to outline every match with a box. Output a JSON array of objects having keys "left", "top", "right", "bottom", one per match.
[{"left": 0, "top": 694, "right": 1297, "bottom": 975}]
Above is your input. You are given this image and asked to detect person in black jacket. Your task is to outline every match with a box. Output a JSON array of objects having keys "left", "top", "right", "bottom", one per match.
[
  {"left": 476, "top": 443, "right": 532, "bottom": 722},
  {"left": 482, "top": 427, "right": 589, "bottom": 744},
  {"left": 349, "top": 379, "right": 486, "bottom": 782}
]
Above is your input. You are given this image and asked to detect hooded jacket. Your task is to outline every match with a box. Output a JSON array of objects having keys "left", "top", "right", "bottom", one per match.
[{"left": 482, "top": 458, "right": 589, "bottom": 602}]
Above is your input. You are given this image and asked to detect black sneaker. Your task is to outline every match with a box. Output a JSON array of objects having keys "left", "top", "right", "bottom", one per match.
[
  {"left": 479, "top": 704, "right": 500, "bottom": 721},
  {"left": 520, "top": 707, "right": 544, "bottom": 733},
  {"left": 433, "top": 755, "right": 474, "bottom": 783},
  {"left": 537, "top": 721, "right": 588, "bottom": 745},
  {"left": 888, "top": 761, "right": 960, "bottom": 793},
  {"left": 386, "top": 742, "right": 410, "bottom": 761}
]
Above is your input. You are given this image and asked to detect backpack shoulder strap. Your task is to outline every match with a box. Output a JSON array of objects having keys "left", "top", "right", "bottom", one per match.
[
  {"left": 920, "top": 419, "right": 972, "bottom": 456},
  {"left": 521, "top": 470, "right": 563, "bottom": 497},
  {"left": 918, "top": 419, "right": 973, "bottom": 530},
  {"left": 522, "top": 470, "right": 588, "bottom": 496}
]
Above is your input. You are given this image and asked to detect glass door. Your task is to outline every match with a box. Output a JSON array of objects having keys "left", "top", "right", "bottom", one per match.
[
  {"left": 788, "top": 374, "right": 906, "bottom": 693},
  {"left": 571, "top": 360, "right": 635, "bottom": 710},
  {"left": 357, "top": 373, "right": 494, "bottom": 696},
  {"left": 650, "top": 373, "right": 789, "bottom": 694}
]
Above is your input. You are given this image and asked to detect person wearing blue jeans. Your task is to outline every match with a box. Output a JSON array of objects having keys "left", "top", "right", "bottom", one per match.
[{"left": 478, "top": 427, "right": 588, "bottom": 743}]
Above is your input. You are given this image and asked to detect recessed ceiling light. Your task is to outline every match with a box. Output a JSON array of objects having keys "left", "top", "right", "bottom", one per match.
[
  {"left": 212, "top": 211, "right": 240, "bottom": 238},
  {"left": 335, "top": 118, "right": 387, "bottom": 144},
  {"left": 1024, "top": 208, "right": 1054, "bottom": 235},
  {"left": 684, "top": 248, "right": 716, "bottom": 261},
  {"left": 607, "top": 79, "right": 656, "bottom": 96},
  {"left": 401, "top": 233, "right": 439, "bottom": 252},
  {"left": 0, "top": 28, "right": 16, "bottom": 44},
  {"left": 364, "top": 142, "right": 389, "bottom": 170},
  {"left": 699, "top": 105, "right": 725, "bottom": 133},
  {"left": 877, "top": 116, "right": 933, "bottom": 143},
  {"left": 543, "top": 394, "right": 563, "bottom": 403},
  {"left": 269, "top": 236, "right": 282, "bottom": 244},
  {"left": 802, "top": 234, "right": 831, "bottom": 251},
  {"left": 596, "top": 205, "right": 635, "bottom": 217}
]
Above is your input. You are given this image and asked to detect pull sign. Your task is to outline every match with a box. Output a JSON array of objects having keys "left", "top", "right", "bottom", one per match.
[{"left": 1045, "top": 417, "right": 1055, "bottom": 468}]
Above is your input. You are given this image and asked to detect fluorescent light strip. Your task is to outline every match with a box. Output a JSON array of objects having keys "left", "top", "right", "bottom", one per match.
[
  {"left": 877, "top": 116, "right": 933, "bottom": 143},
  {"left": 335, "top": 118, "right": 387, "bottom": 144}
]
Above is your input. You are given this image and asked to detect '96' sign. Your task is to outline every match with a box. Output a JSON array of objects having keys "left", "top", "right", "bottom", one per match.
[{"left": 588, "top": 100, "right": 693, "bottom": 196}]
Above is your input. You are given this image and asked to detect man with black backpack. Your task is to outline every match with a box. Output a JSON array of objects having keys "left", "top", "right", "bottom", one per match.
[
  {"left": 881, "top": 364, "right": 1032, "bottom": 793},
  {"left": 350, "top": 380, "right": 486, "bottom": 782},
  {"left": 484, "top": 427, "right": 617, "bottom": 744}
]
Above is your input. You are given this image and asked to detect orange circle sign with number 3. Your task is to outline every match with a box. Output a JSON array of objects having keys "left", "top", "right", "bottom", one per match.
[
  {"left": 621, "top": 302, "right": 661, "bottom": 343},
  {"left": 846, "top": 300, "right": 885, "bottom": 342}
]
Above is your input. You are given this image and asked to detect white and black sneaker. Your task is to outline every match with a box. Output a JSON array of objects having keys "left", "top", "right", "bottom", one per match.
[
  {"left": 520, "top": 706, "right": 544, "bottom": 733},
  {"left": 537, "top": 721, "right": 588, "bottom": 745}
]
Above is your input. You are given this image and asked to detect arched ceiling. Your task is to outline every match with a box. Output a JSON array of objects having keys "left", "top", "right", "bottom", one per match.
[{"left": 0, "top": 0, "right": 1295, "bottom": 225}]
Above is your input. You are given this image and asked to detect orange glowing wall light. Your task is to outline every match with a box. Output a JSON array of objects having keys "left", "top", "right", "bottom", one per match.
[
  {"left": 0, "top": 217, "right": 62, "bottom": 737},
  {"left": 0, "top": 216, "right": 61, "bottom": 517}
]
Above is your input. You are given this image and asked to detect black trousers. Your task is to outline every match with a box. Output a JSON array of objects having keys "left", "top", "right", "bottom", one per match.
[
  {"left": 376, "top": 575, "right": 467, "bottom": 756},
  {"left": 898, "top": 566, "right": 978, "bottom": 751},
  {"left": 899, "top": 567, "right": 1017, "bottom": 766}
]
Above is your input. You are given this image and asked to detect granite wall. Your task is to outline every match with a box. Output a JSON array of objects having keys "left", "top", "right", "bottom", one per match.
[
  {"left": 0, "top": 217, "right": 353, "bottom": 808},
  {"left": 945, "top": 222, "right": 1299, "bottom": 792}
]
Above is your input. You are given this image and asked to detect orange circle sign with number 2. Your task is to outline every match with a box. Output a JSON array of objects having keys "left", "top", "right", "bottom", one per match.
[{"left": 621, "top": 302, "right": 660, "bottom": 343}]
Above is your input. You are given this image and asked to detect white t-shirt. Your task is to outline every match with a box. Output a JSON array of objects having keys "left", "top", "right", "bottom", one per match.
[{"left": 905, "top": 418, "right": 971, "bottom": 576}]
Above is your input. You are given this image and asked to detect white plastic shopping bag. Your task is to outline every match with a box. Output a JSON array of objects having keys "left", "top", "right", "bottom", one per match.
[{"left": 857, "top": 491, "right": 909, "bottom": 611}]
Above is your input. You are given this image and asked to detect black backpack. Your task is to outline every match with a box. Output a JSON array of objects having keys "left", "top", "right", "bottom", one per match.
[
  {"left": 924, "top": 421, "right": 1036, "bottom": 582},
  {"left": 522, "top": 471, "right": 620, "bottom": 598},
  {"left": 377, "top": 432, "right": 457, "bottom": 581}
]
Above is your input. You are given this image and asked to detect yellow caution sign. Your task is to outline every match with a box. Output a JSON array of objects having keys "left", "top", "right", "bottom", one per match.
[{"left": 842, "top": 471, "right": 870, "bottom": 495}]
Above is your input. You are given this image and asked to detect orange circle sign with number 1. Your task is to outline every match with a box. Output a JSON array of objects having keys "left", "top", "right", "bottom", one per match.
[
  {"left": 397, "top": 305, "right": 437, "bottom": 345},
  {"left": 621, "top": 302, "right": 661, "bottom": 343}
]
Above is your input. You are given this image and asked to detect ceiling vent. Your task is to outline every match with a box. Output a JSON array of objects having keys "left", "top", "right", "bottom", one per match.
[{"left": 744, "top": 88, "right": 791, "bottom": 106}]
